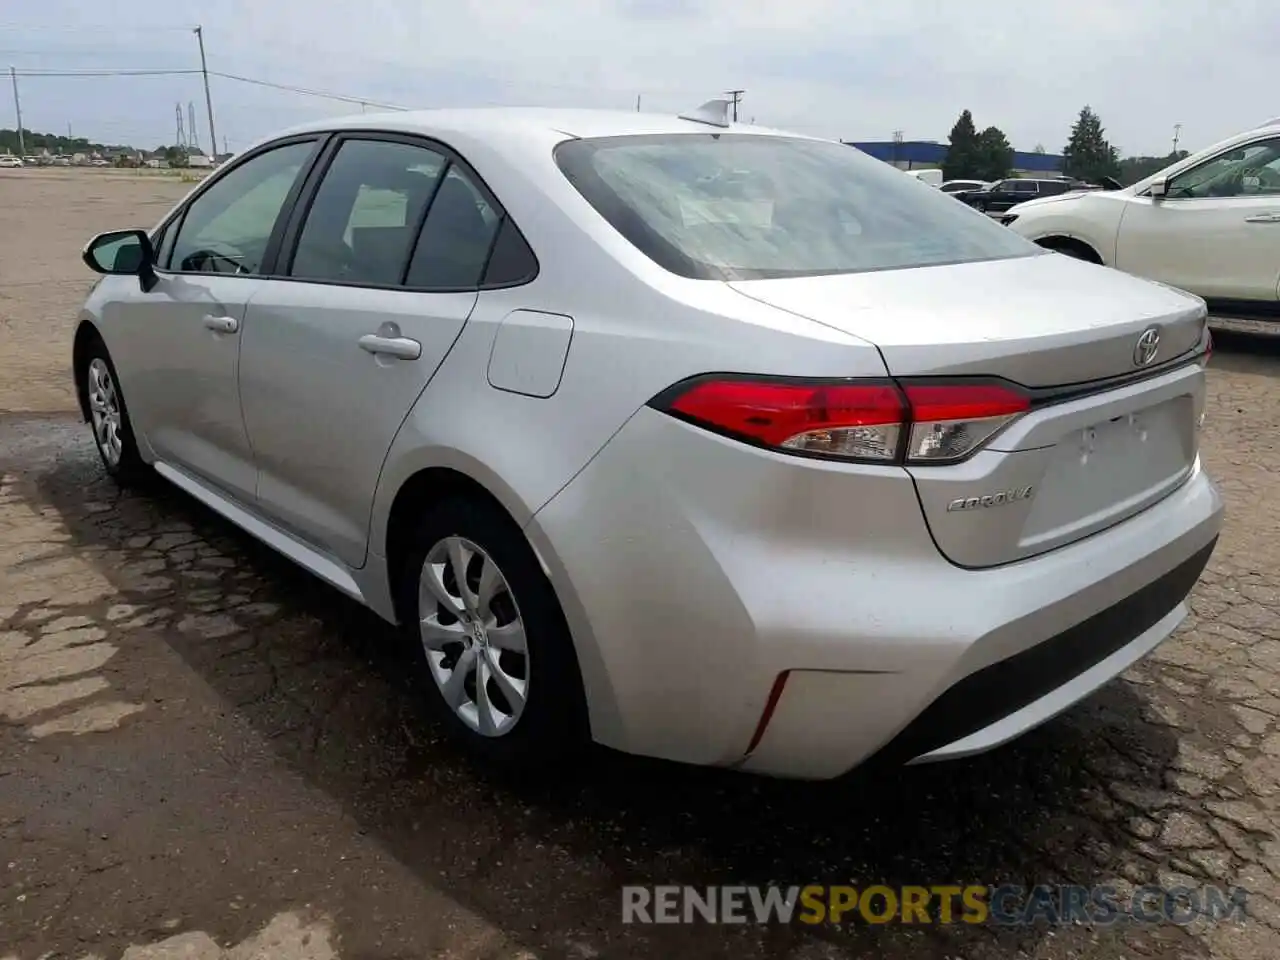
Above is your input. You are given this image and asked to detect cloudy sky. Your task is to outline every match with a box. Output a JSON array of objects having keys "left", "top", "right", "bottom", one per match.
[{"left": 2, "top": 0, "right": 1275, "bottom": 157}]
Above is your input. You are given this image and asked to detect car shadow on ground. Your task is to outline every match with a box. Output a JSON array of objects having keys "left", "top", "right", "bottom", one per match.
[
  {"left": 18, "top": 429, "right": 1207, "bottom": 960},
  {"left": 1210, "top": 329, "right": 1280, "bottom": 376}
]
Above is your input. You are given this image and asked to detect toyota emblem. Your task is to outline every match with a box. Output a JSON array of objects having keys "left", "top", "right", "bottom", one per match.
[{"left": 1133, "top": 326, "right": 1161, "bottom": 367}]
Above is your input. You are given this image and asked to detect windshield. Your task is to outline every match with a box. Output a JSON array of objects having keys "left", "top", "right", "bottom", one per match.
[{"left": 554, "top": 134, "right": 1039, "bottom": 281}]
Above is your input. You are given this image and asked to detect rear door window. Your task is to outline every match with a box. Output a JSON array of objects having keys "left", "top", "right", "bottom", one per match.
[
  {"left": 288, "top": 138, "right": 447, "bottom": 286},
  {"left": 404, "top": 166, "right": 503, "bottom": 289}
]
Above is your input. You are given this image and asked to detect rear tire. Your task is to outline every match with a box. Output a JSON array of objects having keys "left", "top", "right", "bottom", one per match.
[
  {"left": 397, "top": 496, "right": 588, "bottom": 773},
  {"left": 82, "top": 337, "right": 148, "bottom": 486}
]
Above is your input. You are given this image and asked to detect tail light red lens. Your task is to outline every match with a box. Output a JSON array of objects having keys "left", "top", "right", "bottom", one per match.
[
  {"left": 653, "top": 376, "right": 1031, "bottom": 465},
  {"left": 662, "top": 379, "right": 906, "bottom": 461}
]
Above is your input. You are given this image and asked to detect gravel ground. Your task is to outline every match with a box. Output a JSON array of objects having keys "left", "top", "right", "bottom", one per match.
[{"left": 1, "top": 169, "right": 1279, "bottom": 960}]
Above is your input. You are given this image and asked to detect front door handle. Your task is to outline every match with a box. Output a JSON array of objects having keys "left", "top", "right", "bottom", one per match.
[
  {"left": 1244, "top": 212, "right": 1280, "bottom": 223},
  {"left": 202, "top": 314, "right": 239, "bottom": 333},
  {"left": 358, "top": 334, "right": 422, "bottom": 360}
]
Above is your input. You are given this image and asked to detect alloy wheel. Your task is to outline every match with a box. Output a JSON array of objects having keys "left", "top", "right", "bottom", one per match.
[
  {"left": 418, "top": 535, "right": 529, "bottom": 737},
  {"left": 87, "top": 357, "right": 124, "bottom": 467}
]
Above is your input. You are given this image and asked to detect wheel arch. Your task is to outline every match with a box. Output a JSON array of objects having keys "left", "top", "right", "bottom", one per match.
[
  {"left": 1033, "top": 234, "right": 1105, "bottom": 264},
  {"left": 382, "top": 464, "right": 535, "bottom": 623},
  {"left": 71, "top": 319, "right": 104, "bottom": 423},
  {"left": 377, "top": 456, "right": 618, "bottom": 745}
]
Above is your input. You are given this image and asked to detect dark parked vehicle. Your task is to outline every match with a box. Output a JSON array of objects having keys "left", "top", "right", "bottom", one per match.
[
  {"left": 938, "top": 179, "right": 989, "bottom": 203},
  {"left": 966, "top": 177, "right": 1100, "bottom": 213}
]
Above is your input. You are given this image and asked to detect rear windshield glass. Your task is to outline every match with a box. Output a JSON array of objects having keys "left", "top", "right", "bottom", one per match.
[{"left": 554, "top": 134, "right": 1039, "bottom": 281}]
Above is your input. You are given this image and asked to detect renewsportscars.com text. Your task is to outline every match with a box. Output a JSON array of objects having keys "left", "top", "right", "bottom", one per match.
[{"left": 621, "top": 884, "right": 1249, "bottom": 927}]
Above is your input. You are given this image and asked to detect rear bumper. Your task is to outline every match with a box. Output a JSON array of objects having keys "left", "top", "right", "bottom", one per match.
[
  {"left": 875, "top": 538, "right": 1214, "bottom": 766},
  {"left": 528, "top": 408, "right": 1224, "bottom": 779}
]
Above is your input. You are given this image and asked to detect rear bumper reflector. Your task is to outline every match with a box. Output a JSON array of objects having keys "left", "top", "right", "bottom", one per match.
[{"left": 744, "top": 670, "right": 791, "bottom": 756}]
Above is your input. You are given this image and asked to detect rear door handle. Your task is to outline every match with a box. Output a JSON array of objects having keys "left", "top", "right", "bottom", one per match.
[
  {"left": 202, "top": 314, "right": 239, "bottom": 333},
  {"left": 1244, "top": 212, "right": 1280, "bottom": 223},
  {"left": 358, "top": 334, "right": 421, "bottom": 360}
]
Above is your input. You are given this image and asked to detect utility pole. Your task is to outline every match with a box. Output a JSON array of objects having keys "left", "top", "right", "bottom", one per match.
[
  {"left": 724, "top": 89, "right": 744, "bottom": 123},
  {"left": 9, "top": 66, "right": 25, "bottom": 158},
  {"left": 193, "top": 26, "right": 218, "bottom": 160},
  {"left": 1172, "top": 123, "right": 1182, "bottom": 155},
  {"left": 176, "top": 102, "right": 186, "bottom": 151},
  {"left": 892, "top": 129, "right": 904, "bottom": 168},
  {"left": 636, "top": 94, "right": 641, "bottom": 113}
]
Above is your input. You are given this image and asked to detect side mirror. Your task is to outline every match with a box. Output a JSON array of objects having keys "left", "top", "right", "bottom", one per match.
[
  {"left": 1149, "top": 176, "right": 1169, "bottom": 200},
  {"left": 83, "top": 229, "right": 157, "bottom": 289}
]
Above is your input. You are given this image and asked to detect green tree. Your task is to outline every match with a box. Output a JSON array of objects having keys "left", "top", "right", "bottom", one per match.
[
  {"left": 0, "top": 127, "right": 131, "bottom": 156},
  {"left": 974, "top": 126, "right": 1014, "bottom": 181},
  {"left": 942, "top": 109, "right": 981, "bottom": 180},
  {"left": 1062, "top": 106, "right": 1121, "bottom": 182}
]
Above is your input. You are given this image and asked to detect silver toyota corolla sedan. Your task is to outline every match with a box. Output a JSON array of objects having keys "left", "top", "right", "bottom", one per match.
[{"left": 73, "top": 105, "right": 1222, "bottom": 779}]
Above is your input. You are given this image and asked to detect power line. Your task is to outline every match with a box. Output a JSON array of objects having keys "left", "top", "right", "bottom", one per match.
[
  {"left": 208, "top": 71, "right": 410, "bottom": 111},
  {"left": 8, "top": 64, "right": 405, "bottom": 111},
  {"left": 0, "top": 22, "right": 194, "bottom": 32},
  {"left": 10, "top": 68, "right": 199, "bottom": 77}
]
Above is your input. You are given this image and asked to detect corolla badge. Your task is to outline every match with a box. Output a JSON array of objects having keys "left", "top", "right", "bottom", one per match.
[
  {"left": 1133, "top": 326, "right": 1162, "bottom": 367},
  {"left": 946, "top": 486, "right": 1034, "bottom": 512}
]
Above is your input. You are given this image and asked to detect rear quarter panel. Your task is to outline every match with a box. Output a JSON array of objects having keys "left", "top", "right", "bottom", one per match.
[{"left": 367, "top": 268, "right": 886, "bottom": 555}]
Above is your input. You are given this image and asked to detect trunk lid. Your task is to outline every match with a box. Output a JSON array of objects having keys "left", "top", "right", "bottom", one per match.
[{"left": 731, "top": 253, "right": 1209, "bottom": 568}]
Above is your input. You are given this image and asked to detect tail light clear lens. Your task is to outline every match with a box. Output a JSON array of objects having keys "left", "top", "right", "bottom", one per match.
[
  {"left": 652, "top": 376, "right": 1031, "bottom": 465},
  {"left": 902, "top": 383, "right": 1030, "bottom": 462}
]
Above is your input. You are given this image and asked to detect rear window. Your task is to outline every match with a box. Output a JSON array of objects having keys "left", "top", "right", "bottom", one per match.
[{"left": 555, "top": 134, "right": 1039, "bottom": 280}]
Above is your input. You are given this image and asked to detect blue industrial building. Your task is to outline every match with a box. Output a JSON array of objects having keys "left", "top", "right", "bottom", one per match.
[{"left": 844, "top": 140, "right": 1064, "bottom": 176}]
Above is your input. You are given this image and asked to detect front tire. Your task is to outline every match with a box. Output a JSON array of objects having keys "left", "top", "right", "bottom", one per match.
[
  {"left": 83, "top": 339, "right": 148, "bottom": 485},
  {"left": 398, "top": 496, "right": 588, "bottom": 772}
]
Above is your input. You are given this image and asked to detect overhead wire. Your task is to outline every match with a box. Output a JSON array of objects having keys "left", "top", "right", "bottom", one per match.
[
  {"left": 9, "top": 68, "right": 201, "bottom": 78},
  {"left": 207, "top": 71, "right": 410, "bottom": 111}
]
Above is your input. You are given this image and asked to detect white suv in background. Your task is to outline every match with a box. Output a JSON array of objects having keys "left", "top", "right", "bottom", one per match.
[
  {"left": 0, "top": 155, "right": 23, "bottom": 168},
  {"left": 1004, "top": 120, "right": 1280, "bottom": 327}
]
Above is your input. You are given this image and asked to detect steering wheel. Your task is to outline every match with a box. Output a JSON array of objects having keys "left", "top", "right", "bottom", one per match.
[
  {"left": 1245, "top": 165, "right": 1280, "bottom": 191},
  {"left": 181, "top": 240, "right": 252, "bottom": 275}
]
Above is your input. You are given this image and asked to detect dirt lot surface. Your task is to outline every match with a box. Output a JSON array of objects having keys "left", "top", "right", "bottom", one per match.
[
  {"left": 0, "top": 169, "right": 194, "bottom": 413},
  {"left": 2, "top": 169, "right": 1280, "bottom": 960}
]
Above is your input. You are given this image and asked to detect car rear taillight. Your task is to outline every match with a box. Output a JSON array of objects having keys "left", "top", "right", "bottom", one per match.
[
  {"left": 651, "top": 376, "right": 1030, "bottom": 465},
  {"left": 901, "top": 382, "right": 1029, "bottom": 463}
]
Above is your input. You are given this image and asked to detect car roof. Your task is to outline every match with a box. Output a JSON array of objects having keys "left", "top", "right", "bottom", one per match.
[{"left": 268, "top": 107, "right": 817, "bottom": 153}]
